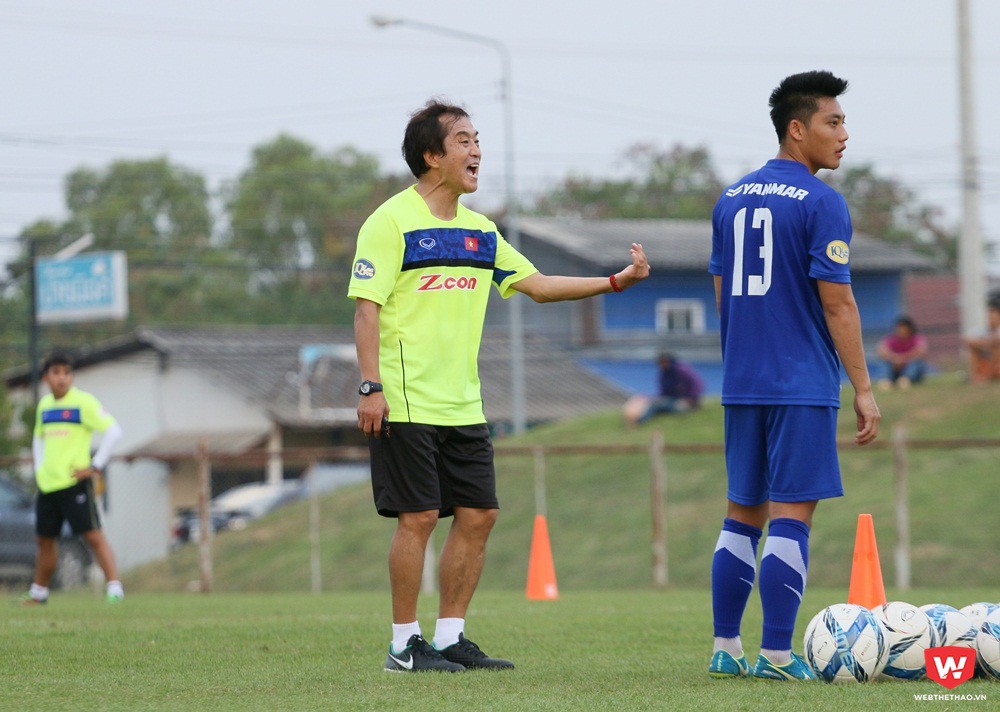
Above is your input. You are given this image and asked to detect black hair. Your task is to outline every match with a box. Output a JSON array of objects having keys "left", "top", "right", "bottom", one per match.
[
  {"left": 896, "top": 316, "right": 917, "bottom": 333},
  {"left": 42, "top": 350, "right": 76, "bottom": 374},
  {"left": 402, "top": 100, "right": 470, "bottom": 178},
  {"left": 769, "top": 71, "right": 849, "bottom": 142}
]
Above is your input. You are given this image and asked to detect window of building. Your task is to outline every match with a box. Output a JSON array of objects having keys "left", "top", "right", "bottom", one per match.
[{"left": 655, "top": 299, "right": 706, "bottom": 334}]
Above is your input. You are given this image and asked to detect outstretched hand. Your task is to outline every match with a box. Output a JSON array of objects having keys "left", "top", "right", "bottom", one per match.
[{"left": 613, "top": 243, "right": 650, "bottom": 289}]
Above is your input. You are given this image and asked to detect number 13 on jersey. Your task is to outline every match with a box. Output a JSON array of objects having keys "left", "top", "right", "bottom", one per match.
[{"left": 731, "top": 207, "right": 772, "bottom": 296}]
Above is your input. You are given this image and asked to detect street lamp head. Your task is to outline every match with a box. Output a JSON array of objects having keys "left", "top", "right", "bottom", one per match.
[{"left": 370, "top": 14, "right": 400, "bottom": 28}]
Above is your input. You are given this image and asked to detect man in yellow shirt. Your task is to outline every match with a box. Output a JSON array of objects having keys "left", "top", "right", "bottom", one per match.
[
  {"left": 350, "top": 100, "right": 649, "bottom": 671},
  {"left": 23, "top": 351, "right": 124, "bottom": 605}
]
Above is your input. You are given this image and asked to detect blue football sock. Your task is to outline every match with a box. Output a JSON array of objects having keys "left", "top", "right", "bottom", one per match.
[
  {"left": 712, "top": 518, "right": 762, "bottom": 639},
  {"left": 759, "top": 517, "right": 810, "bottom": 651}
]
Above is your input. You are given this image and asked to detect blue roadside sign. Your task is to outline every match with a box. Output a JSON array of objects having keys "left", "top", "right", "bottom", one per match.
[{"left": 35, "top": 251, "right": 129, "bottom": 323}]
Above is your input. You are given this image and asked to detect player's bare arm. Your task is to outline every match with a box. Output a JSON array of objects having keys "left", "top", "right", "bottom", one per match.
[
  {"left": 354, "top": 298, "right": 389, "bottom": 438},
  {"left": 512, "top": 243, "right": 649, "bottom": 303},
  {"left": 817, "top": 280, "right": 880, "bottom": 445}
]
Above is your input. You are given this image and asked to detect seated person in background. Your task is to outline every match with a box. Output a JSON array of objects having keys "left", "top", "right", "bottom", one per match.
[
  {"left": 964, "top": 300, "right": 1000, "bottom": 382},
  {"left": 876, "top": 316, "right": 928, "bottom": 389},
  {"left": 624, "top": 352, "right": 704, "bottom": 425}
]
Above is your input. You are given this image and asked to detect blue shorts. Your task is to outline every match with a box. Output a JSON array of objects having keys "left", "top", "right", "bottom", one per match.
[{"left": 724, "top": 405, "right": 843, "bottom": 505}]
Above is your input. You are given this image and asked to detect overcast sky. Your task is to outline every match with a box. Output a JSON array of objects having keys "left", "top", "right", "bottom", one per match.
[{"left": 2, "top": 0, "right": 999, "bottom": 272}]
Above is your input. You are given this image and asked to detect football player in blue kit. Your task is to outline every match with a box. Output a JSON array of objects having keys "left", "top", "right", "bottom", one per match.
[{"left": 706, "top": 70, "right": 881, "bottom": 680}]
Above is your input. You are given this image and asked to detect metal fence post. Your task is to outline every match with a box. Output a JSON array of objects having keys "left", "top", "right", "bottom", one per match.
[
  {"left": 650, "top": 431, "right": 667, "bottom": 587},
  {"left": 892, "top": 425, "right": 911, "bottom": 591}
]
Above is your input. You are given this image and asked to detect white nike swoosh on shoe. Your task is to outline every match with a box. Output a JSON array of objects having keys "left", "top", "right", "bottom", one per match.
[{"left": 388, "top": 653, "right": 413, "bottom": 670}]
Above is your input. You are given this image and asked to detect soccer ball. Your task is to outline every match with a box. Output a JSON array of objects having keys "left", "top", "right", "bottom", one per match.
[
  {"left": 920, "top": 604, "right": 978, "bottom": 648},
  {"left": 960, "top": 602, "right": 999, "bottom": 630},
  {"left": 977, "top": 608, "right": 1000, "bottom": 680},
  {"left": 871, "top": 601, "right": 933, "bottom": 680},
  {"left": 804, "top": 603, "right": 888, "bottom": 683}
]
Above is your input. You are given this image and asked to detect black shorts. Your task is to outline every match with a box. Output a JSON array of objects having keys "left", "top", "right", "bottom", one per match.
[
  {"left": 36, "top": 480, "right": 101, "bottom": 537},
  {"left": 369, "top": 422, "right": 498, "bottom": 518}
]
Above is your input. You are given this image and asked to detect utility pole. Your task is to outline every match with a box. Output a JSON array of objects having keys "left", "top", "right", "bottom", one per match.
[
  {"left": 27, "top": 236, "right": 39, "bottom": 403},
  {"left": 957, "top": 0, "right": 987, "bottom": 340}
]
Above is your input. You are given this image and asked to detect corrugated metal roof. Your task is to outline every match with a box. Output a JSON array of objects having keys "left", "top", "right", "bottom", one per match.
[{"left": 517, "top": 216, "right": 940, "bottom": 272}]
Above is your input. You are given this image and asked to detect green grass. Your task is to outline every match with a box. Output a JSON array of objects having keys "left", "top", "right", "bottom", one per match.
[
  {"left": 2, "top": 588, "right": 996, "bottom": 711},
  {"left": 127, "top": 374, "right": 1000, "bottom": 594}
]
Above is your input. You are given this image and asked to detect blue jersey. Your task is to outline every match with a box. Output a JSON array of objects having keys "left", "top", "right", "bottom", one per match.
[{"left": 709, "top": 159, "right": 853, "bottom": 406}]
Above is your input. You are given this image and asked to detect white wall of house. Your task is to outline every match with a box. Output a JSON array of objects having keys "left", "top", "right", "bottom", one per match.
[
  {"left": 101, "top": 458, "right": 170, "bottom": 571},
  {"left": 76, "top": 352, "right": 271, "bottom": 453}
]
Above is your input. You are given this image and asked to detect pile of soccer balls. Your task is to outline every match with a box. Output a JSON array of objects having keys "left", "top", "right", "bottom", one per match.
[{"left": 803, "top": 601, "right": 1000, "bottom": 683}]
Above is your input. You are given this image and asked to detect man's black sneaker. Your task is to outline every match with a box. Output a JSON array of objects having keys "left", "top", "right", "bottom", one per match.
[
  {"left": 384, "top": 634, "right": 465, "bottom": 672},
  {"left": 438, "top": 633, "right": 515, "bottom": 670}
]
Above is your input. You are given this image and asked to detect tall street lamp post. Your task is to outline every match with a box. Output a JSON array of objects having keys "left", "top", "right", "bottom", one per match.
[{"left": 371, "top": 15, "right": 528, "bottom": 434}]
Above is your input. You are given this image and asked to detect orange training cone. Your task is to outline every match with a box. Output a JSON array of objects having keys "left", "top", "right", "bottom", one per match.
[
  {"left": 847, "top": 513, "right": 887, "bottom": 610},
  {"left": 526, "top": 514, "right": 559, "bottom": 600}
]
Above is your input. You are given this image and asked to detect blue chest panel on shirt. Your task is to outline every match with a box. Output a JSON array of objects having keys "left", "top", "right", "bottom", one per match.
[
  {"left": 401, "top": 228, "right": 497, "bottom": 272},
  {"left": 42, "top": 407, "right": 81, "bottom": 425}
]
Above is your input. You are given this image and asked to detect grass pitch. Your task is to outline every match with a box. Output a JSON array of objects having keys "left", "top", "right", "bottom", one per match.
[{"left": 3, "top": 587, "right": 996, "bottom": 711}]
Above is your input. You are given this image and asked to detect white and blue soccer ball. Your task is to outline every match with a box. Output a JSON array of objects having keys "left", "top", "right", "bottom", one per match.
[
  {"left": 920, "top": 604, "right": 978, "bottom": 649},
  {"left": 960, "top": 602, "right": 999, "bottom": 631},
  {"left": 976, "top": 607, "right": 1000, "bottom": 681},
  {"left": 804, "top": 603, "right": 889, "bottom": 683},
  {"left": 871, "top": 601, "right": 933, "bottom": 680}
]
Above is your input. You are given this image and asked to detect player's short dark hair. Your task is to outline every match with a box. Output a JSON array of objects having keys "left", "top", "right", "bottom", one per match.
[
  {"left": 42, "top": 350, "right": 76, "bottom": 374},
  {"left": 402, "top": 100, "right": 470, "bottom": 178},
  {"left": 769, "top": 70, "right": 849, "bottom": 142},
  {"left": 896, "top": 316, "right": 917, "bottom": 333}
]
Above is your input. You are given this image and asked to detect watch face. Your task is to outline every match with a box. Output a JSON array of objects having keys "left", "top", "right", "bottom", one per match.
[{"left": 360, "top": 383, "right": 370, "bottom": 394}]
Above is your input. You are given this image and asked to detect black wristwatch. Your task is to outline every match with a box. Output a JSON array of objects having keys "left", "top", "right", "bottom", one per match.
[{"left": 358, "top": 380, "right": 383, "bottom": 396}]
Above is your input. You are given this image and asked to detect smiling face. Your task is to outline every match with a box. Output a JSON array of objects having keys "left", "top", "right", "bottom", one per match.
[
  {"left": 793, "top": 97, "right": 849, "bottom": 173},
  {"left": 424, "top": 115, "right": 481, "bottom": 195}
]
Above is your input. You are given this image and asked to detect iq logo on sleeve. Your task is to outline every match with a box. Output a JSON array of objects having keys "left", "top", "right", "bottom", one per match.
[{"left": 825, "top": 241, "right": 850, "bottom": 265}]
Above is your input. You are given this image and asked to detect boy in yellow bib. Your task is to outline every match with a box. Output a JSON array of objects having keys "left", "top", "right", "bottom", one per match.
[{"left": 24, "top": 351, "right": 124, "bottom": 605}]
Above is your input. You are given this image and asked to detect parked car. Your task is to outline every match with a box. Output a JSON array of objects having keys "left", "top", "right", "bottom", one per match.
[
  {"left": 172, "top": 480, "right": 304, "bottom": 546},
  {"left": 0, "top": 472, "right": 93, "bottom": 589}
]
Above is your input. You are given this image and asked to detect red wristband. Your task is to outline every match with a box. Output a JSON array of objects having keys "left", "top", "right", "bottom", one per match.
[{"left": 609, "top": 274, "right": 624, "bottom": 293}]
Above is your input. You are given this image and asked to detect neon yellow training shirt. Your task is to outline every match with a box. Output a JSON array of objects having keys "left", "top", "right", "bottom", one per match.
[
  {"left": 348, "top": 186, "right": 537, "bottom": 425},
  {"left": 34, "top": 386, "right": 116, "bottom": 493}
]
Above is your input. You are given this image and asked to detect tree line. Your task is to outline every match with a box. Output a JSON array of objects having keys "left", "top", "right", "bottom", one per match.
[{"left": 0, "top": 134, "right": 955, "bottom": 373}]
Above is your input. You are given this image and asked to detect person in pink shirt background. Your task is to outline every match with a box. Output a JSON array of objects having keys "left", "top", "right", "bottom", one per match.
[{"left": 876, "top": 316, "right": 928, "bottom": 389}]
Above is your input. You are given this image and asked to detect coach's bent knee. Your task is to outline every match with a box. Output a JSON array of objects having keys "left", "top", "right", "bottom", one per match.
[
  {"left": 397, "top": 510, "right": 439, "bottom": 536},
  {"left": 454, "top": 507, "right": 498, "bottom": 535}
]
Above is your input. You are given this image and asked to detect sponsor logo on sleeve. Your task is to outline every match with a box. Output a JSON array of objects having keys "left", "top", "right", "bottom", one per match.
[
  {"left": 826, "top": 240, "right": 850, "bottom": 264},
  {"left": 353, "top": 259, "right": 376, "bottom": 279}
]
